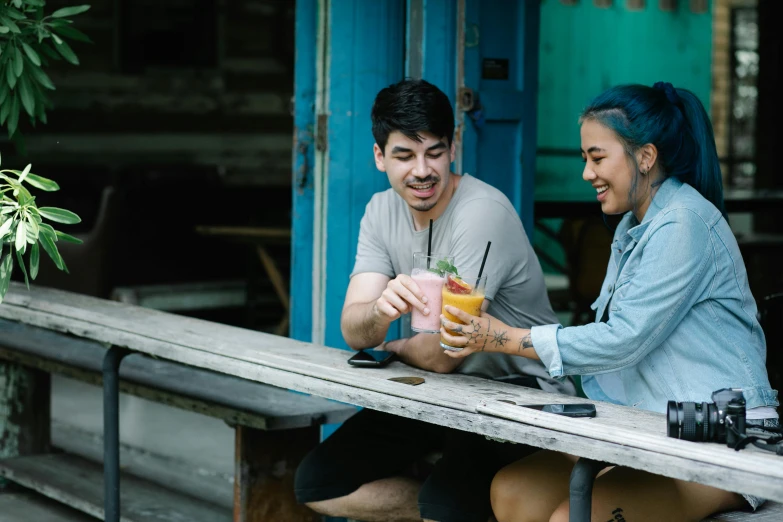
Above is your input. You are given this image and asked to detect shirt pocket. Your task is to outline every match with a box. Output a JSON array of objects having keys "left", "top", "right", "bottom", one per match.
[{"left": 610, "top": 275, "right": 635, "bottom": 312}]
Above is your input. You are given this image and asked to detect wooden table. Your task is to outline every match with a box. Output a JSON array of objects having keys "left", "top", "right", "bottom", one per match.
[
  {"left": 195, "top": 226, "right": 291, "bottom": 335},
  {"left": 1, "top": 284, "right": 781, "bottom": 521}
]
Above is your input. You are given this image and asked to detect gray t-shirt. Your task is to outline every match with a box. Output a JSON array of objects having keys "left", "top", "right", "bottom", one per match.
[{"left": 351, "top": 174, "right": 575, "bottom": 395}]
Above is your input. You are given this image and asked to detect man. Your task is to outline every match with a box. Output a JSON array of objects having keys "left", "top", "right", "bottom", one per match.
[{"left": 295, "top": 79, "right": 574, "bottom": 522}]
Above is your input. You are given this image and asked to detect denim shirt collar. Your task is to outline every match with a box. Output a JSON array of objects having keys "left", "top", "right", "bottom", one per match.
[{"left": 624, "top": 177, "right": 683, "bottom": 243}]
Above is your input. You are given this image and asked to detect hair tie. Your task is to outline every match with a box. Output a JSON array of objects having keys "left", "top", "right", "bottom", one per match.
[{"left": 653, "top": 81, "right": 680, "bottom": 105}]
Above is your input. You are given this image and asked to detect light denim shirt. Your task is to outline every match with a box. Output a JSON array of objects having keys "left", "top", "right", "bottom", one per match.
[{"left": 532, "top": 178, "right": 779, "bottom": 414}]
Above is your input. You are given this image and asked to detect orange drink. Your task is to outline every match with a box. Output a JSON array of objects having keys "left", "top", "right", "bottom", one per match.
[{"left": 440, "top": 272, "right": 487, "bottom": 351}]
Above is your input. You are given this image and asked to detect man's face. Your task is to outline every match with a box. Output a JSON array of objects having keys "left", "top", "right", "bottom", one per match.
[{"left": 373, "top": 131, "right": 455, "bottom": 213}]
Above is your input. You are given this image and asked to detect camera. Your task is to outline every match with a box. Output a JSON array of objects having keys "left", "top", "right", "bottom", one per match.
[{"left": 667, "top": 388, "right": 746, "bottom": 448}]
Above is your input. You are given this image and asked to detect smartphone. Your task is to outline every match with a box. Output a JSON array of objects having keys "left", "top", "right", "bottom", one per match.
[
  {"left": 518, "top": 403, "right": 597, "bottom": 418},
  {"left": 347, "top": 349, "right": 396, "bottom": 368}
]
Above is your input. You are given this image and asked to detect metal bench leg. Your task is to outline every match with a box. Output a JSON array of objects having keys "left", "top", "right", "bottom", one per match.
[
  {"left": 103, "top": 346, "right": 129, "bottom": 522},
  {"left": 569, "top": 457, "right": 608, "bottom": 522}
]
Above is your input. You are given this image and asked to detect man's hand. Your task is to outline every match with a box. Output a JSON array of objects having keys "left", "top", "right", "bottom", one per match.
[{"left": 373, "top": 274, "right": 430, "bottom": 322}]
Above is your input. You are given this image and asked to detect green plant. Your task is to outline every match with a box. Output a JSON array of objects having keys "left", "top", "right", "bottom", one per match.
[
  {"left": 428, "top": 258, "right": 458, "bottom": 277},
  {"left": 0, "top": 1, "right": 91, "bottom": 138},
  {"left": 0, "top": 152, "right": 81, "bottom": 302}
]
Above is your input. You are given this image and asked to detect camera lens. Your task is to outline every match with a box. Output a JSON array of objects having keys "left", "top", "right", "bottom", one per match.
[{"left": 667, "top": 401, "right": 714, "bottom": 441}]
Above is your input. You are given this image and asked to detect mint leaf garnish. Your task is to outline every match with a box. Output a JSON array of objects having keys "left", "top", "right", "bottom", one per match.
[{"left": 428, "top": 258, "right": 458, "bottom": 277}]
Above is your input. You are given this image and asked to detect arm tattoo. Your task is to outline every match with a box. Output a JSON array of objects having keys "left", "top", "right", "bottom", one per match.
[
  {"left": 518, "top": 333, "right": 533, "bottom": 353},
  {"left": 491, "top": 330, "right": 509, "bottom": 348},
  {"left": 481, "top": 317, "right": 490, "bottom": 351}
]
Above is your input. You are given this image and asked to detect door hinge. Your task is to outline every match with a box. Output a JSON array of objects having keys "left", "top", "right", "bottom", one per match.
[{"left": 316, "top": 114, "right": 328, "bottom": 152}]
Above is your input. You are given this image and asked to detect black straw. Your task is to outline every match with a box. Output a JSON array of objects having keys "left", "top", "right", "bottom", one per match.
[
  {"left": 427, "top": 219, "right": 433, "bottom": 268},
  {"left": 476, "top": 241, "right": 491, "bottom": 287}
]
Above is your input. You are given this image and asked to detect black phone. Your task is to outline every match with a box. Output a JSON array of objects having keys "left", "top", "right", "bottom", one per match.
[
  {"left": 518, "top": 403, "right": 597, "bottom": 418},
  {"left": 348, "top": 349, "right": 396, "bottom": 368}
]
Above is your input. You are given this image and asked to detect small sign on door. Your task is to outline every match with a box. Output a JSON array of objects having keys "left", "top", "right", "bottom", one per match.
[{"left": 482, "top": 58, "right": 509, "bottom": 80}]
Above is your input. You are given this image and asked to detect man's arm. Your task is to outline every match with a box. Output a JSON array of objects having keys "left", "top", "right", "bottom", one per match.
[
  {"left": 384, "top": 334, "right": 463, "bottom": 373},
  {"left": 384, "top": 299, "right": 492, "bottom": 373},
  {"left": 341, "top": 272, "right": 429, "bottom": 349}
]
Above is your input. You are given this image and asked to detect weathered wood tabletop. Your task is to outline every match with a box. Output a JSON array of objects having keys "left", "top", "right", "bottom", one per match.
[{"left": 1, "top": 283, "right": 781, "bottom": 502}]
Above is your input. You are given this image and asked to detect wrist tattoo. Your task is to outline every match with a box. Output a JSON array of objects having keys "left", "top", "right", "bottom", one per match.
[
  {"left": 491, "top": 330, "right": 509, "bottom": 348},
  {"left": 481, "top": 317, "right": 490, "bottom": 351}
]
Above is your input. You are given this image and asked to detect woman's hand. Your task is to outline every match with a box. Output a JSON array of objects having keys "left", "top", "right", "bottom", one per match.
[{"left": 440, "top": 306, "right": 509, "bottom": 358}]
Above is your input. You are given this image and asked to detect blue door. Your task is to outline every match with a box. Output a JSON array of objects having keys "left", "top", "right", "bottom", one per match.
[{"left": 291, "top": 0, "right": 539, "bottom": 347}]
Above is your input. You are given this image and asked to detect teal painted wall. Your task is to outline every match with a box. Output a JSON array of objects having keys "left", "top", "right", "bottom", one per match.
[
  {"left": 536, "top": 0, "right": 714, "bottom": 202},
  {"left": 534, "top": 0, "right": 714, "bottom": 274}
]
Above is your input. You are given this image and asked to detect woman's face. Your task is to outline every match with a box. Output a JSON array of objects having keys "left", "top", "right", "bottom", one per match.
[{"left": 580, "top": 120, "right": 639, "bottom": 216}]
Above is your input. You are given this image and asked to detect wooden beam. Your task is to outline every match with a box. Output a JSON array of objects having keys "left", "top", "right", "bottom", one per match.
[
  {"left": 233, "top": 426, "right": 319, "bottom": 522},
  {"left": 0, "top": 362, "right": 50, "bottom": 490}
]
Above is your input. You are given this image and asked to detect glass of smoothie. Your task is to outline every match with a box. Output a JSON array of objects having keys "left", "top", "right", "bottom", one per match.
[
  {"left": 440, "top": 271, "right": 487, "bottom": 351},
  {"left": 410, "top": 253, "right": 455, "bottom": 334}
]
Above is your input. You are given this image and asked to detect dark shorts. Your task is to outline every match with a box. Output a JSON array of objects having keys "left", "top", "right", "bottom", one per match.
[{"left": 294, "top": 408, "right": 539, "bottom": 522}]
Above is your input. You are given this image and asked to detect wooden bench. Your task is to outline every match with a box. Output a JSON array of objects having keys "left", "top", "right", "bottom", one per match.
[
  {"left": 1, "top": 283, "right": 781, "bottom": 522},
  {"left": 0, "top": 316, "right": 355, "bottom": 522}
]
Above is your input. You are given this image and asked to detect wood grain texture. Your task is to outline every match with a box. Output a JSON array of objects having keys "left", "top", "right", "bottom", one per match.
[
  {"left": 0, "top": 318, "right": 355, "bottom": 431},
  {"left": 1, "top": 284, "right": 781, "bottom": 502},
  {"left": 0, "top": 491, "right": 95, "bottom": 522},
  {"left": 0, "top": 453, "right": 231, "bottom": 522}
]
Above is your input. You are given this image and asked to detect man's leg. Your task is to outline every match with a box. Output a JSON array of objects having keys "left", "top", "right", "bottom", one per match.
[
  {"left": 295, "top": 408, "right": 442, "bottom": 522},
  {"left": 419, "top": 431, "right": 541, "bottom": 522}
]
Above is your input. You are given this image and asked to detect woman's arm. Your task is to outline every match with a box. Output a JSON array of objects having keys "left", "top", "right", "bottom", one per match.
[{"left": 439, "top": 306, "right": 540, "bottom": 361}]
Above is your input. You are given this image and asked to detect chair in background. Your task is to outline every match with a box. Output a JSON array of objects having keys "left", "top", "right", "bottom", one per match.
[
  {"left": 558, "top": 216, "right": 613, "bottom": 325},
  {"left": 32, "top": 186, "right": 120, "bottom": 298}
]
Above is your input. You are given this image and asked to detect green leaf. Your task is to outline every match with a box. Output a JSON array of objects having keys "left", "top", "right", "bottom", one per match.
[
  {"left": 37, "top": 207, "right": 81, "bottom": 224},
  {"left": 0, "top": 253, "right": 13, "bottom": 303},
  {"left": 19, "top": 163, "right": 31, "bottom": 183},
  {"left": 21, "top": 42, "right": 41, "bottom": 66},
  {"left": 5, "top": 9, "right": 25, "bottom": 21},
  {"left": 15, "top": 220, "right": 26, "bottom": 252},
  {"left": 0, "top": 217, "right": 14, "bottom": 239},
  {"left": 53, "top": 39, "right": 79, "bottom": 65},
  {"left": 38, "top": 227, "right": 63, "bottom": 270},
  {"left": 13, "top": 46, "right": 24, "bottom": 77},
  {"left": 6, "top": 64, "right": 17, "bottom": 89},
  {"left": 0, "top": 16, "right": 21, "bottom": 34},
  {"left": 0, "top": 27, "right": 9, "bottom": 35},
  {"left": 15, "top": 247, "right": 29, "bottom": 289},
  {"left": 28, "top": 64, "right": 56, "bottom": 90},
  {"left": 30, "top": 241, "right": 39, "bottom": 279},
  {"left": 18, "top": 75, "right": 35, "bottom": 117},
  {"left": 54, "top": 230, "right": 83, "bottom": 244},
  {"left": 52, "top": 25, "right": 93, "bottom": 43},
  {"left": 0, "top": 97, "right": 10, "bottom": 125},
  {"left": 22, "top": 173, "right": 59, "bottom": 191},
  {"left": 38, "top": 43, "right": 61, "bottom": 61},
  {"left": 51, "top": 5, "right": 91, "bottom": 18},
  {"left": 8, "top": 93, "right": 20, "bottom": 138}
]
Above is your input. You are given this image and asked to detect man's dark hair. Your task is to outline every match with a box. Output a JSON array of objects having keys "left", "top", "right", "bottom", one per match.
[{"left": 371, "top": 78, "right": 455, "bottom": 154}]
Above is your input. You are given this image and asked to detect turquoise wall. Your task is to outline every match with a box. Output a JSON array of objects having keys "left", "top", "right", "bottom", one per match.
[
  {"left": 536, "top": 0, "right": 714, "bottom": 202},
  {"left": 534, "top": 0, "right": 713, "bottom": 274}
]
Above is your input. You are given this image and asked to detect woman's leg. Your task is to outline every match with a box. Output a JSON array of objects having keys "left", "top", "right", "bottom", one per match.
[
  {"left": 490, "top": 450, "right": 574, "bottom": 522},
  {"left": 548, "top": 465, "right": 746, "bottom": 522}
]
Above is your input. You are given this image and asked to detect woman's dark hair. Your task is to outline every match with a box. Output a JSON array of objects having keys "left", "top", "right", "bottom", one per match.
[
  {"left": 580, "top": 82, "right": 725, "bottom": 217},
  {"left": 371, "top": 78, "right": 455, "bottom": 154}
]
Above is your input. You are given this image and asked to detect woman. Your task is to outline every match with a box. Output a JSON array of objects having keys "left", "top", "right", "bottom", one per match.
[{"left": 440, "top": 82, "right": 779, "bottom": 522}]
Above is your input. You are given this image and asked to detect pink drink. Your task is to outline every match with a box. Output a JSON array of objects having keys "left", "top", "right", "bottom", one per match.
[{"left": 411, "top": 269, "right": 446, "bottom": 333}]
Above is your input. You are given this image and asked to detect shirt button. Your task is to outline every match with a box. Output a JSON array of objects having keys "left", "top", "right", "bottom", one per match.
[{"left": 607, "top": 285, "right": 613, "bottom": 292}]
